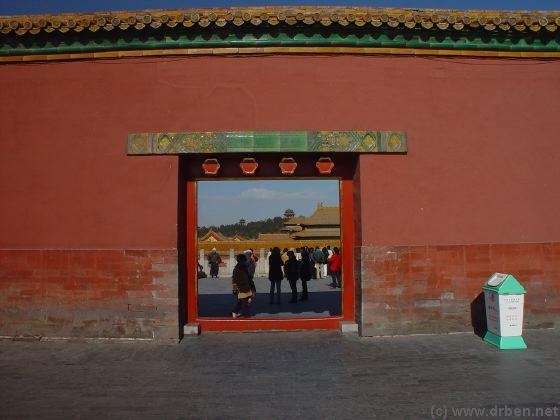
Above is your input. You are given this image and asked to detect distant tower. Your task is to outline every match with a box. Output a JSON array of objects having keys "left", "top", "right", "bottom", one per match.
[
  {"left": 239, "top": 218, "right": 246, "bottom": 226},
  {"left": 284, "top": 209, "right": 295, "bottom": 219}
]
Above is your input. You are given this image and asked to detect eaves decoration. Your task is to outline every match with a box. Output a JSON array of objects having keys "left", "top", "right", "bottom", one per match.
[{"left": 1, "top": 7, "right": 560, "bottom": 62}]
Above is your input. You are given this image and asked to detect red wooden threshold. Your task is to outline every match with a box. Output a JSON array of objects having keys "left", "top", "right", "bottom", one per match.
[{"left": 197, "top": 317, "right": 341, "bottom": 332}]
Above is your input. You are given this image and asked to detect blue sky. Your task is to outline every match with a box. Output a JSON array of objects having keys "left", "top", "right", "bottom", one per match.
[
  {"left": 197, "top": 180, "right": 339, "bottom": 227},
  {"left": 0, "top": 0, "right": 556, "bottom": 15}
]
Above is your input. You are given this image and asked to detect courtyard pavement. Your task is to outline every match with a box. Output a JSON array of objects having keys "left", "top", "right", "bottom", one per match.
[
  {"left": 1, "top": 329, "right": 559, "bottom": 419},
  {"left": 197, "top": 275, "right": 341, "bottom": 318}
]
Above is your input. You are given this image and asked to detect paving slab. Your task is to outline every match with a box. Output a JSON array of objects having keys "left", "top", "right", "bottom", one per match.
[
  {"left": 1, "top": 329, "right": 559, "bottom": 419},
  {"left": 198, "top": 275, "right": 342, "bottom": 318}
]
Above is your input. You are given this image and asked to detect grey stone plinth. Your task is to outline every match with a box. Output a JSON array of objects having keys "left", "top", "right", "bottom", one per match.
[
  {"left": 183, "top": 323, "right": 200, "bottom": 336},
  {"left": 340, "top": 321, "right": 359, "bottom": 334}
]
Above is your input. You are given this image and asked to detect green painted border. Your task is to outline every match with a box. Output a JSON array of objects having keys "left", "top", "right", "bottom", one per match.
[
  {"left": 2, "top": 29, "right": 560, "bottom": 56},
  {"left": 127, "top": 131, "right": 407, "bottom": 155},
  {"left": 483, "top": 331, "right": 527, "bottom": 350}
]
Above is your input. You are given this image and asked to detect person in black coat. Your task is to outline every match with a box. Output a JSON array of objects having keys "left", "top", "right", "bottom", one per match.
[
  {"left": 208, "top": 248, "right": 222, "bottom": 278},
  {"left": 299, "top": 246, "right": 312, "bottom": 301},
  {"left": 232, "top": 254, "right": 252, "bottom": 318},
  {"left": 268, "top": 247, "right": 284, "bottom": 304},
  {"left": 283, "top": 250, "right": 300, "bottom": 304}
]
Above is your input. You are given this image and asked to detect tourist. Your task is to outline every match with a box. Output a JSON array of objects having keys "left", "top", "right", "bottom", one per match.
[
  {"left": 197, "top": 262, "right": 207, "bottom": 279},
  {"left": 232, "top": 254, "right": 252, "bottom": 318},
  {"left": 268, "top": 247, "right": 284, "bottom": 304},
  {"left": 327, "top": 247, "right": 342, "bottom": 288},
  {"left": 299, "top": 246, "right": 312, "bottom": 300},
  {"left": 250, "top": 248, "right": 259, "bottom": 267},
  {"left": 326, "top": 245, "right": 334, "bottom": 277},
  {"left": 295, "top": 247, "right": 301, "bottom": 261},
  {"left": 312, "top": 246, "right": 325, "bottom": 279},
  {"left": 322, "top": 247, "right": 329, "bottom": 277},
  {"left": 284, "top": 250, "right": 300, "bottom": 304},
  {"left": 244, "top": 249, "right": 257, "bottom": 294},
  {"left": 207, "top": 248, "right": 222, "bottom": 278},
  {"left": 250, "top": 249, "right": 259, "bottom": 286}
]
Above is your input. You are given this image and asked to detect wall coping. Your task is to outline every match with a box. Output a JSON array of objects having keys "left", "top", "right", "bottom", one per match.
[{"left": 1, "top": 7, "right": 559, "bottom": 62}]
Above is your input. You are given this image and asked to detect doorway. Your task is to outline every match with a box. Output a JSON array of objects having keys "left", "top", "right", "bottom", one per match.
[
  {"left": 183, "top": 154, "right": 357, "bottom": 332},
  {"left": 197, "top": 179, "right": 342, "bottom": 318}
]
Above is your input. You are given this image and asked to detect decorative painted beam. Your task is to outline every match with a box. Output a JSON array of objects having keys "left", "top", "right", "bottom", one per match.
[{"left": 127, "top": 131, "right": 407, "bottom": 155}]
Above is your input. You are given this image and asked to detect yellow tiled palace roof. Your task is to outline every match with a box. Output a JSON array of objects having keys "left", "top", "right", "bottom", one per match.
[
  {"left": 1, "top": 7, "right": 559, "bottom": 36},
  {"left": 2, "top": 7, "right": 559, "bottom": 62}
]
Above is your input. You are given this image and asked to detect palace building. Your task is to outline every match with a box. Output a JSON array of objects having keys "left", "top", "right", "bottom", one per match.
[
  {"left": 1, "top": 6, "right": 559, "bottom": 340},
  {"left": 199, "top": 230, "right": 247, "bottom": 243},
  {"left": 282, "top": 203, "right": 340, "bottom": 241}
]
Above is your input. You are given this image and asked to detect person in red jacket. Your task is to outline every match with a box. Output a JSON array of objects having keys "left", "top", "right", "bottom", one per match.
[{"left": 327, "top": 247, "right": 342, "bottom": 288}]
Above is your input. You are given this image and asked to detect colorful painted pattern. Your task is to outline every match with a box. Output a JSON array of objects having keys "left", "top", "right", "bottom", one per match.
[{"left": 127, "top": 131, "right": 407, "bottom": 155}]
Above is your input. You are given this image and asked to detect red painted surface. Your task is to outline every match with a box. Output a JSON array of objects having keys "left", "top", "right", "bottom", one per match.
[
  {"left": 186, "top": 179, "right": 198, "bottom": 325},
  {"left": 279, "top": 158, "right": 297, "bottom": 175},
  {"left": 202, "top": 159, "right": 221, "bottom": 175},
  {"left": 199, "top": 317, "right": 340, "bottom": 332},
  {"left": 1, "top": 56, "right": 559, "bottom": 249},
  {"left": 239, "top": 158, "right": 259, "bottom": 175},
  {"left": 340, "top": 178, "right": 355, "bottom": 322},
  {"left": 1, "top": 55, "right": 559, "bottom": 336},
  {"left": 359, "top": 242, "right": 560, "bottom": 335},
  {"left": 316, "top": 157, "right": 335, "bottom": 175},
  {"left": 0, "top": 249, "right": 179, "bottom": 339}
]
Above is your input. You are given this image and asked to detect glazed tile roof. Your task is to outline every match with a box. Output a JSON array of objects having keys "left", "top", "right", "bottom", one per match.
[
  {"left": 303, "top": 206, "right": 340, "bottom": 226},
  {"left": 1, "top": 7, "right": 559, "bottom": 36},
  {"left": 257, "top": 233, "right": 291, "bottom": 241},
  {"left": 199, "top": 229, "right": 230, "bottom": 242},
  {"left": 286, "top": 205, "right": 340, "bottom": 227},
  {"left": 291, "top": 228, "right": 341, "bottom": 239}
]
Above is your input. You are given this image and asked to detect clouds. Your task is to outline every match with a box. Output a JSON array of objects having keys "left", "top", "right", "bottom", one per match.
[
  {"left": 239, "top": 187, "right": 326, "bottom": 201},
  {"left": 197, "top": 180, "right": 339, "bottom": 226},
  {"left": 201, "top": 187, "right": 327, "bottom": 202}
]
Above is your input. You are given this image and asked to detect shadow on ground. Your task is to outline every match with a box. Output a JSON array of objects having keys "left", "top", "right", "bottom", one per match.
[{"left": 198, "top": 291, "right": 341, "bottom": 318}]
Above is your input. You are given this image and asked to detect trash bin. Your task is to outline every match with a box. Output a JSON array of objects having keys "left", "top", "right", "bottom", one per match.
[{"left": 483, "top": 273, "right": 527, "bottom": 349}]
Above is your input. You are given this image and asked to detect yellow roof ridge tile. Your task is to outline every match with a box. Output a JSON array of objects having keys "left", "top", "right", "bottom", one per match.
[{"left": 1, "top": 6, "right": 558, "bottom": 36}]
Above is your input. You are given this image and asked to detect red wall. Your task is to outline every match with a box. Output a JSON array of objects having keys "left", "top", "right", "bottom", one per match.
[
  {"left": 1, "top": 54, "right": 559, "bottom": 337},
  {"left": 357, "top": 57, "right": 560, "bottom": 246},
  {"left": 0, "top": 61, "right": 179, "bottom": 249},
  {"left": 1, "top": 55, "right": 559, "bottom": 249}
]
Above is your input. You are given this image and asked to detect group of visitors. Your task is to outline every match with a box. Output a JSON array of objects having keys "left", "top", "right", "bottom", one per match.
[
  {"left": 270, "top": 246, "right": 341, "bottom": 285},
  {"left": 268, "top": 246, "right": 342, "bottom": 303},
  {"left": 231, "top": 245, "right": 341, "bottom": 318},
  {"left": 270, "top": 248, "right": 307, "bottom": 304}
]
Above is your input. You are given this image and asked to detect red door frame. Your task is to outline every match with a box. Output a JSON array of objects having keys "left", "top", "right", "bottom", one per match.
[{"left": 185, "top": 158, "right": 356, "bottom": 332}]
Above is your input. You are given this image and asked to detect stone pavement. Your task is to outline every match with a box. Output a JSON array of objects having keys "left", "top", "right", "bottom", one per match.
[
  {"left": 1, "top": 329, "right": 559, "bottom": 419},
  {"left": 198, "top": 275, "right": 341, "bottom": 318}
]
